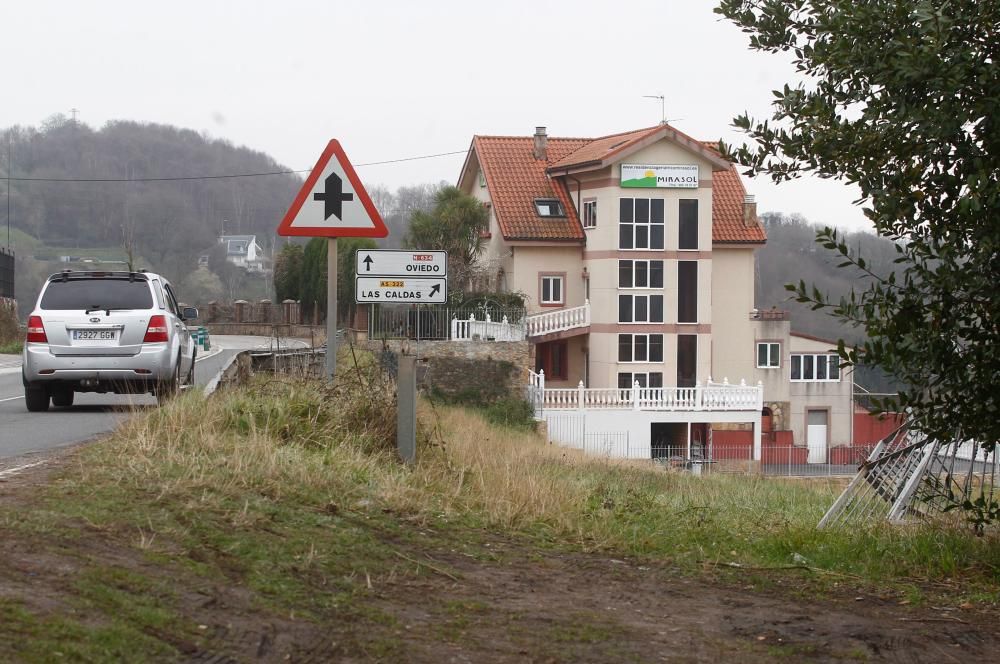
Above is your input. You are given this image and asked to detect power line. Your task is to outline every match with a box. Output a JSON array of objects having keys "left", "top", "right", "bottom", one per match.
[{"left": 4, "top": 149, "right": 469, "bottom": 183}]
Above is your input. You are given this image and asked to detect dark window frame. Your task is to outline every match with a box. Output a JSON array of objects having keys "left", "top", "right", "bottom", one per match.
[{"left": 677, "top": 261, "right": 698, "bottom": 323}]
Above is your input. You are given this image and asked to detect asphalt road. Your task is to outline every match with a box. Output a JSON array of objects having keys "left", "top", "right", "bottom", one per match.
[{"left": 0, "top": 336, "right": 303, "bottom": 461}]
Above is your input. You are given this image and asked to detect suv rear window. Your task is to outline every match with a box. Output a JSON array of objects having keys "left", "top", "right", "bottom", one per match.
[{"left": 40, "top": 278, "right": 154, "bottom": 310}]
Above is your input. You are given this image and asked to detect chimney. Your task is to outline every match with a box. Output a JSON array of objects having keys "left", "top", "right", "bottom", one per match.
[
  {"left": 533, "top": 126, "right": 547, "bottom": 160},
  {"left": 743, "top": 194, "right": 757, "bottom": 227}
]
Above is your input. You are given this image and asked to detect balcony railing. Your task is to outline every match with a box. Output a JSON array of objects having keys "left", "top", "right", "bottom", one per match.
[
  {"left": 527, "top": 371, "right": 763, "bottom": 413},
  {"left": 750, "top": 308, "right": 790, "bottom": 321},
  {"left": 451, "top": 313, "right": 526, "bottom": 341},
  {"left": 525, "top": 300, "right": 591, "bottom": 337}
]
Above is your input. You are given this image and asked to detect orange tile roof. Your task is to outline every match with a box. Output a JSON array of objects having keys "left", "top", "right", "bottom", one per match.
[
  {"left": 473, "top": 135, "right": 589, "bottom": 241},
  {"left": 711, "top": 163, "right": 767, "bottom": 244},
  {"left": 471, "top": 129, "right": 766, "bottom": 244},
  {"left": 547, "top": 126, "right": 663, "bottom": 171}
]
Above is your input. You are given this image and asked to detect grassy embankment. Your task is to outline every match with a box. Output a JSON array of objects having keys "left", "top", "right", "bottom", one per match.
[{"left": 1, "top": 357, "right": 998, "bottom": 659}]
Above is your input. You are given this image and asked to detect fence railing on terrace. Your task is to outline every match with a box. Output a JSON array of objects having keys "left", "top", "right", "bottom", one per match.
[
  {"left": 527, "top": 371, "right": 763, "bottom": 413},
  {"left": 525, "top": 300, "right": 590, "bottom": 337},
  {"left": 451, "top": 313, "right": 525, "bottom": 341},
  {"left": 556, "top": 438, "right": 868, "bottom": 477},
  {"left": 369, "top": 304, "right": 526, "bottom": 341}
]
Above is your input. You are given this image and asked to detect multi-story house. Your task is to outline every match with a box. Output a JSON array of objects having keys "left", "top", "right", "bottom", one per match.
[{"left": 457, "top": 124, "right": 853, "bottom": 462}]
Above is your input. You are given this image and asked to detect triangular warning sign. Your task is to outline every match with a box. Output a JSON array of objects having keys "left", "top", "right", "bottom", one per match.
[{"left": 277, "top": 139, "right": 388, "bottom": 238}]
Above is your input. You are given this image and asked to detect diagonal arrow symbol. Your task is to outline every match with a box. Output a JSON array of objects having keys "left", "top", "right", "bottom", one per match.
[{"left": 430, "top": 283, "right": 441, "bottom": 297}]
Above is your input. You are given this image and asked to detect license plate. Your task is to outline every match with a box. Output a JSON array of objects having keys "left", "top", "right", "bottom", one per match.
[{"left": 72, "top": 329, "right": 118, "bottom": 341}]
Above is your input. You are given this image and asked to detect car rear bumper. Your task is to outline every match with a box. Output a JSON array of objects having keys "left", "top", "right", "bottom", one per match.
[{"left": 22, "top": 343, "right": 175, "bottom": 389}]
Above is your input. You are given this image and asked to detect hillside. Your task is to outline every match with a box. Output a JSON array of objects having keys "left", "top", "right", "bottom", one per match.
[{"left": 754, "top": 212, "right": 903, "bottom": 392}]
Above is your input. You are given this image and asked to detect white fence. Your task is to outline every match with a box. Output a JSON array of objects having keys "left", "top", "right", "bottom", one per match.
[
  {"left": 451, "top": 313, "right": 526, "bottom": 341},
  {"left": 544, "top": 435, "right": 866, "bottom": 477},
  {"left": 525, "top": 300, "right": 590, "bottom": 337},
  {"left": 528, "top": 372, "right": 763, "bottom": 413}
]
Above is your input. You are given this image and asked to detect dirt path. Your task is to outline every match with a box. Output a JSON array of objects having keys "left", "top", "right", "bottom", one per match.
[{"left": 0, "top": 451, "right": 996, "bottom": 663}]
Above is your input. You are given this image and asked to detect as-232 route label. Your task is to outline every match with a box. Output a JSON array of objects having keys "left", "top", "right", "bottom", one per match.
[{"left": 355, "top": 276, "right": 448, "bottom": 303}]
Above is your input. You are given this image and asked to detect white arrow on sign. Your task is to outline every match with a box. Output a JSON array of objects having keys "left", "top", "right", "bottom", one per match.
[
  {"left": 356, "top": 276, "right": 448, "bottom": 304},
  {"left": 357, "top": 250, "right": 447, "bottom": 277}
]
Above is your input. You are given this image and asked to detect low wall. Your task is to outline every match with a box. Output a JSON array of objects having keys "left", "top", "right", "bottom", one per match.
[
  {"left": 366, "top": 339, "right": 533, "bottom": 403},
  {"left": 203, "top": 323, "right": 326, "bottom": 344}
]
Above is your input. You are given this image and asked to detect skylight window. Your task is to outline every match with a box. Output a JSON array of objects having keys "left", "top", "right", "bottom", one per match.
[{"left": 534, "top": 198, "right": 566, "bottom": 217}]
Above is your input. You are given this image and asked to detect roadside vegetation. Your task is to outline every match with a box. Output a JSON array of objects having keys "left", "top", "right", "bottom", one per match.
[{"left": 1, "top": 359, "right": 999, "bottom": 659}]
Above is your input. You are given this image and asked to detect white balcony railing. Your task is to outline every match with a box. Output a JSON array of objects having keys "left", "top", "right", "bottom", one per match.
[
  {"left": 451, "top": 313, "right": 526, "bottom": 341},
  {"left": 525, "top": 300, "right": 591, "bottom": 338},
  {"left": 527, "top": 371, "right": 763, "bottom": 413}
]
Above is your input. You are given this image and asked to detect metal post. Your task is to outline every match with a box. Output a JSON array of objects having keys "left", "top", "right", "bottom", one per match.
[
  {"left": 397, "top": 353, "right": 417, "bottom": 464},
  {"left": 326, "top": 237, "right": 338, "bottom": 381}
]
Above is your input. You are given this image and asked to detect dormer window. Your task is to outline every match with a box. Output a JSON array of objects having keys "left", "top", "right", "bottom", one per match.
[{"left": 534, "top": 198, "right": 566, "bottom": 217}]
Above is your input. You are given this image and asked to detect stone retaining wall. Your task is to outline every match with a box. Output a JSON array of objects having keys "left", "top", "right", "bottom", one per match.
[{"left": 366, "top": 339, "right": 533, "bottom": 403}]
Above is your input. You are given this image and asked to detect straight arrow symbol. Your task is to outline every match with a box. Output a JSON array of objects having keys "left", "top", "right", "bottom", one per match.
[{"left": 362, "top": 255, "right": 373, "bottom": 272}]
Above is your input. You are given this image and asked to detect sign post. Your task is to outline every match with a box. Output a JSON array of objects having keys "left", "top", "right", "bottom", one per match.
[{"left": 277, "top": 140, "right": 388, "bottom": 381}]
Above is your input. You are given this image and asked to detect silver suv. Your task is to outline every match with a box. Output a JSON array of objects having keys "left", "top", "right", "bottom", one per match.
[{"left": 22, "top": 270, "right": 198, "bottom": 411}]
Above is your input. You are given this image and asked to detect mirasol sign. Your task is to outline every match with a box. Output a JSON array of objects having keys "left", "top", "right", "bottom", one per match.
[{"left": 621, "top": 163, "right": 699, "bottom": 189}]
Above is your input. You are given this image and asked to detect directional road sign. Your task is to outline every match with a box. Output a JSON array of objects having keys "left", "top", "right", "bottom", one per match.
[
  {"left": 356, "top": 276, "right": 448, "bottom": 304},
  {"left": 356, "top": 249, "right": 447, "bottom": 277},
  {"left": 277, "top": 140, "right": 388, "bottom": 238}
]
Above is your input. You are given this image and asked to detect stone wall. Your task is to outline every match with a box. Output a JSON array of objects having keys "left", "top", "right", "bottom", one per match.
[
  {"left": 366, "top": 339, "right": 534, "bottom": 403},
  {"left": 203, "top": 323, "right": 326, "bottom": 345}
]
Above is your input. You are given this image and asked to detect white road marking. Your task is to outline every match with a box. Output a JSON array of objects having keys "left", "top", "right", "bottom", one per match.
[
  {"left": 0, "top": 459, "right": 48, "bottom": 479},
  {"left": 0, "top": 395, "right": 22, "bottom": 403}
]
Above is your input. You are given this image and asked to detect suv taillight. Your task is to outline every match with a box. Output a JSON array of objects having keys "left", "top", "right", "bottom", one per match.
[
  {"left": 143, "top": 315, "right": 169, "bottom": 343},
  {"left": 26, "top": 315, "right": 47, "bottom": 343}
]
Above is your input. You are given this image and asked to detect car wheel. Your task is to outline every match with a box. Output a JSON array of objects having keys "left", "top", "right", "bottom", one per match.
[
  {"left": 51, "top": 387, "right": 74, "bottom": 408},
  {"left": 25, "top": 384, "right": 50, "bottom": 412},
  {"left": 157, "top": 357, "right": 181, "bottom": 405}
]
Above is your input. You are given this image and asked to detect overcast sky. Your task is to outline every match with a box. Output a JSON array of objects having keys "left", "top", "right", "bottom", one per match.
[{"left": 1, "top": 0, "right": 873, "bottom": 232}]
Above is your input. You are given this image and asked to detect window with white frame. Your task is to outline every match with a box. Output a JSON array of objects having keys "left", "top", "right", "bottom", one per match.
[
  {"left": 619, "top": 197, "right": 665, "bottom": 250},
  {"left": 790, "top": 353, "right": 841, "bottom": 381},
  {"left": 582, "top": 199, "right": 597, "bottom": 228},
  {"left": 757, "top": 342, "right": 780, "bottom": 368},
  {"left": 618, "top": 260, "right": 664, "bottom": 289},
  {"left": 618, "top": 293, "right": 664, "bottom": 323},
  {"left": 617, "top": 333, "right": 664, "bottom": 363},
  {"left": 534, "top": 198, "right": 566, "bottom": 217},
  {"left": 617, "top": 372, "right": 663, "bottom": 388},
  {"left": 540, "top": 275, "right": 564, "bottom": 305}
]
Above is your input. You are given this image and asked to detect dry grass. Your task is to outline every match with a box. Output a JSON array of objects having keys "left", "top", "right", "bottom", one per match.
[{"left": 51, "top": 369, "right": 1000, "bottom": 603}]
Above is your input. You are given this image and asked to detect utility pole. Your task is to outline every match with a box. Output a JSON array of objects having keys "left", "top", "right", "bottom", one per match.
[
  {"left": 6, "top": 132, "right": 11, "bottom": 248},
  {"left": 70, "top": 108, "right": 79, "bottom": 124}
]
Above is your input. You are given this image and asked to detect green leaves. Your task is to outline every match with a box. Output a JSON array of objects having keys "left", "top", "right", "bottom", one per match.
[{"left": 718, "top": 0, "right": 1000, "bottom": 453}]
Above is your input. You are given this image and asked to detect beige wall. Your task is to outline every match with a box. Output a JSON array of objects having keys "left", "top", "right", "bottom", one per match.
[
  {"left": 711, "top": 248, "right": 756, "bottom": 384},
  {"left": 749, "top": 322, "right": 854, "bottom": 447},
  {"left": 787, "top": 334, "right": 853, "bottom": 447}
]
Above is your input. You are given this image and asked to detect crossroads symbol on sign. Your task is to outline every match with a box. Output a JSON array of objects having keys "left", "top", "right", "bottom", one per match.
[{"left": 313, "top": 173, "right": 354, "bottom": 221}]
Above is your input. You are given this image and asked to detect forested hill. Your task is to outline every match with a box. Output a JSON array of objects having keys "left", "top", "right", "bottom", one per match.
[{"left": 1, "top": 116, "right": 302, "bottom": 277}]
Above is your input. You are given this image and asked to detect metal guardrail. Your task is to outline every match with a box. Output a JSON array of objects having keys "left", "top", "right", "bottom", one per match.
[{"left": 205, "top": 347, "right": 326, "bottom": 395}]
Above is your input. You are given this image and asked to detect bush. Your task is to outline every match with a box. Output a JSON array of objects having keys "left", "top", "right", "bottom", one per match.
[{"left": 0, "top": 300, "right": 19, "bottom": 347}]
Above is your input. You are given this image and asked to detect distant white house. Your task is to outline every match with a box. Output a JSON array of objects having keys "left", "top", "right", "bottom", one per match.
[{"left": 200, "top": 235, "right": 266, "bottom": 272}]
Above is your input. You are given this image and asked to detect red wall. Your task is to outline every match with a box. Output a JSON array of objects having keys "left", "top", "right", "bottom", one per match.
[{"left": 854, "top": 410, "right": 904, "bottom": 445}]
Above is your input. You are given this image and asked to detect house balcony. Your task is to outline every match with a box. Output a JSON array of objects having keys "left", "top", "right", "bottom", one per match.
[
  {"left": 525, "top": 300, "right": 591, "bottom": 342},
  {"left": 527, "top": 371, "right": 763, "bottom": 413}
]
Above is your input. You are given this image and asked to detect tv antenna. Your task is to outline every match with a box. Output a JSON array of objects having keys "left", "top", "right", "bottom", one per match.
[{"left": 642, "top": 95, "right": 682, "bottom": 125}]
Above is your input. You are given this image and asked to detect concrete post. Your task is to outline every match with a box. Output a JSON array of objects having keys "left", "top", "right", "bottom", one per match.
[{"left": 397, "top": 353, "right": 417, "bottom": 464}]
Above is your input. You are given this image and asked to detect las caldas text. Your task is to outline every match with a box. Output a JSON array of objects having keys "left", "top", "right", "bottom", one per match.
[
  {"left": 355, "top": 276, "right": 447, "bottom": 303},
  {"left": 364, "top": 280, "right": 424, "bottom": 300}
]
